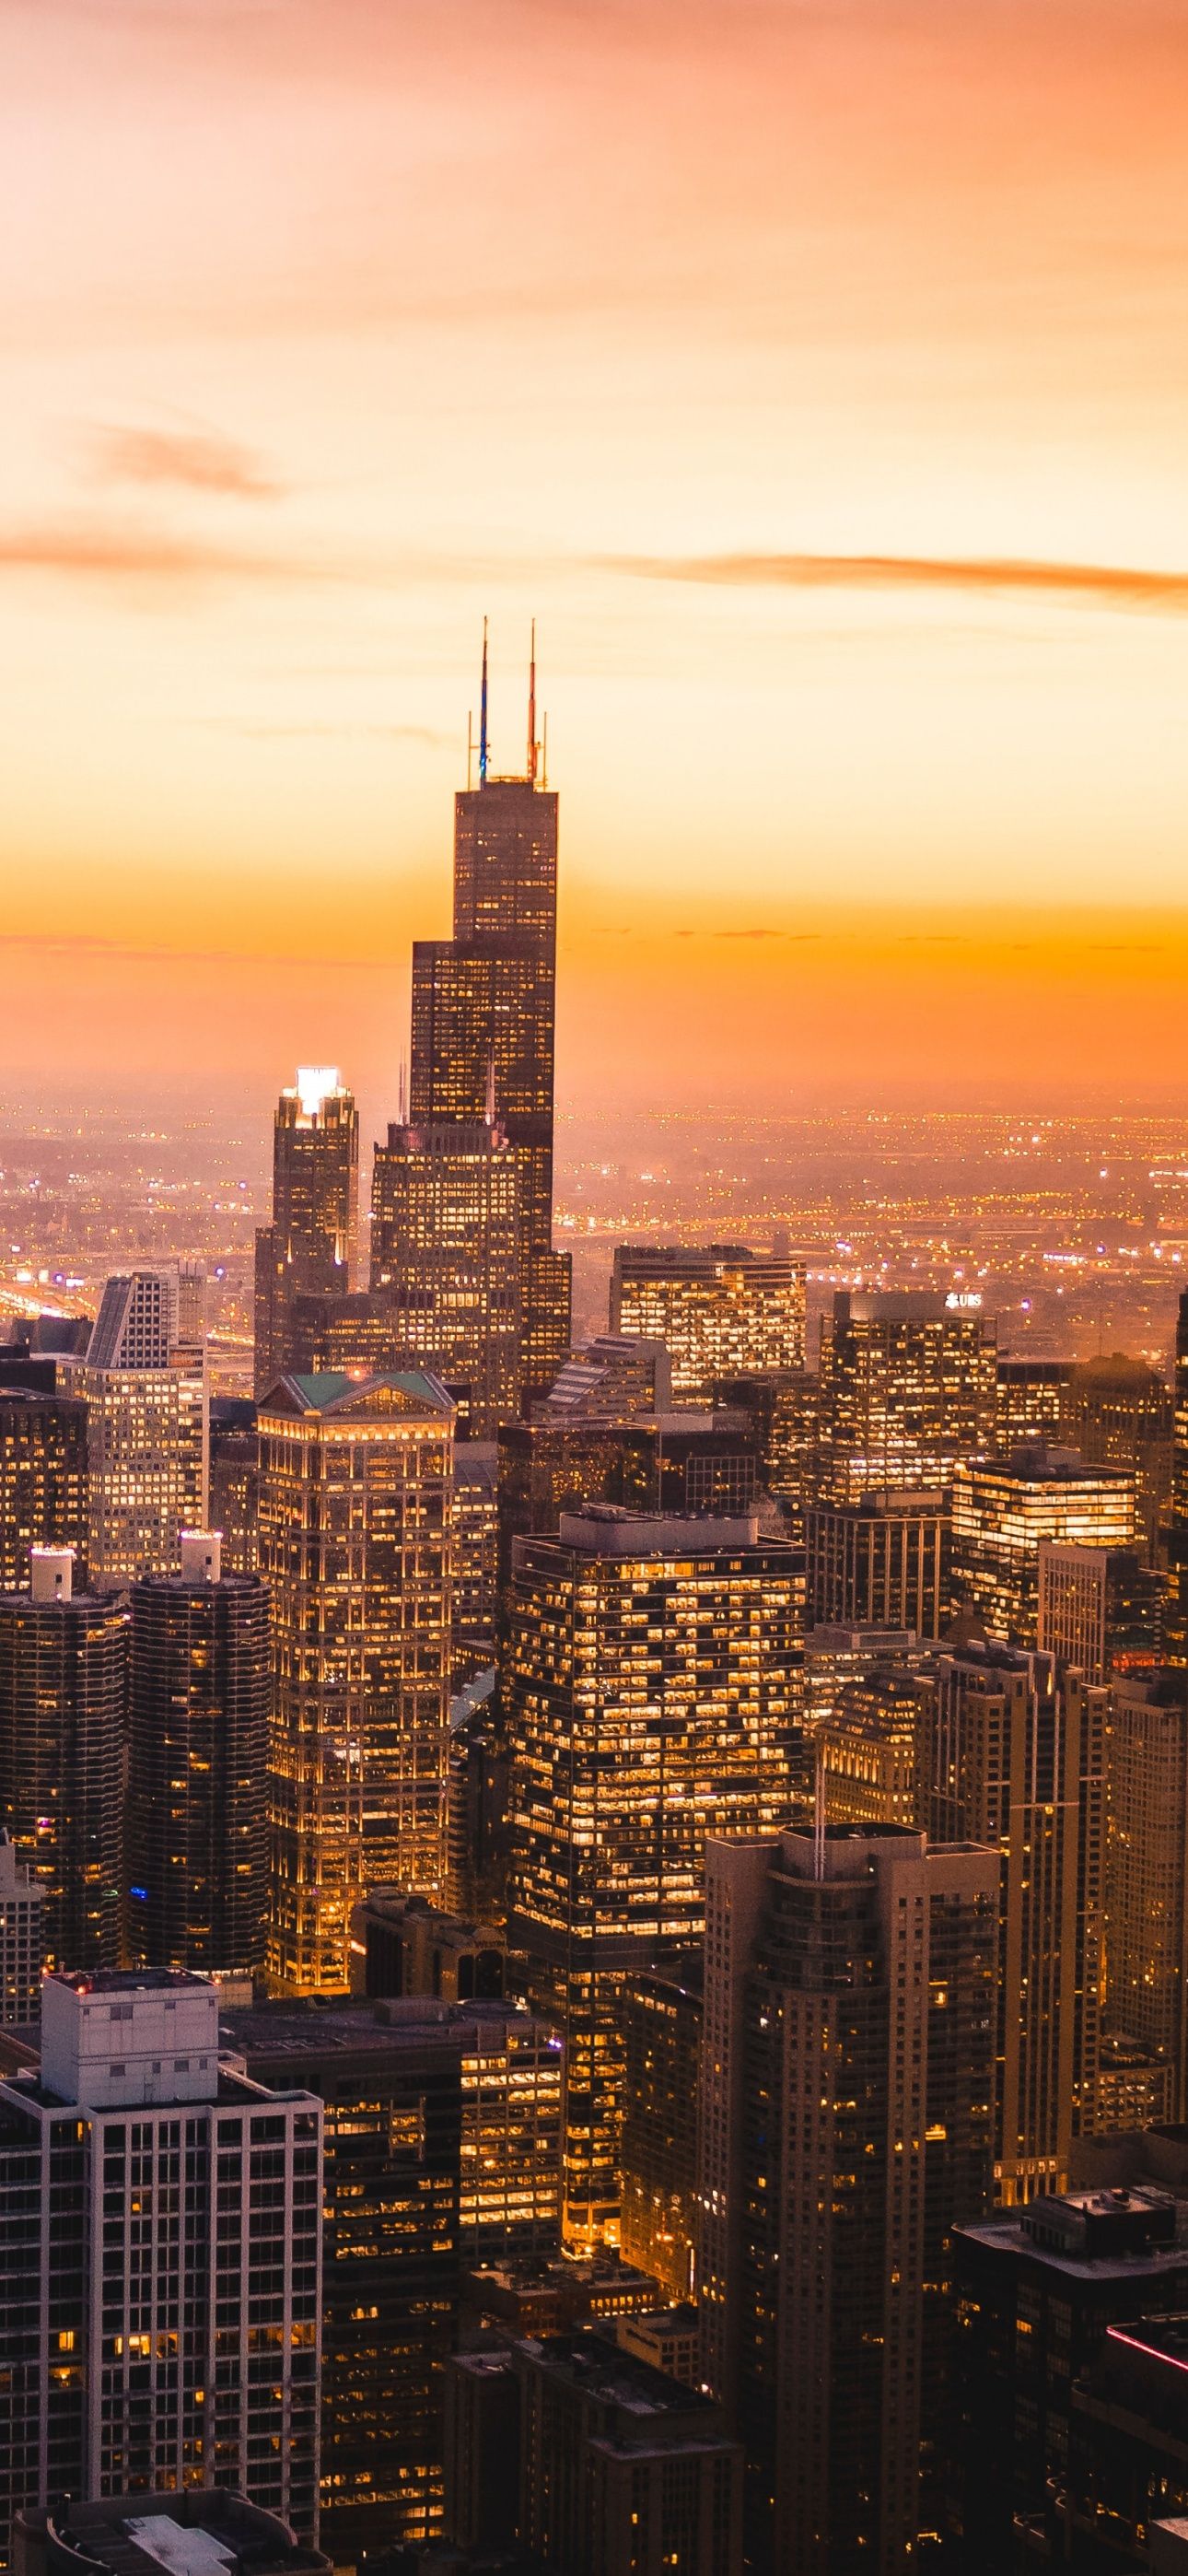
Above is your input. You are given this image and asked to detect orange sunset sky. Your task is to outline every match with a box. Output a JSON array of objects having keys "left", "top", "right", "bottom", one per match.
[{"left": 2, "top": 0, "right": 1188, "bottom": 1114}]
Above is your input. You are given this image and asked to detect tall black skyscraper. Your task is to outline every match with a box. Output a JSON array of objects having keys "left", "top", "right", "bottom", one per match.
[
  {"left": 408, "top": 629, "right": 571, "bottom": 1395},
  {"left": 0, "top": 1548, "right": 124, "bottom": 1970},
  {"left": 1168, "top": 1284, "right": 1188, "bottom": 1666},
  {"left": 126, "top": 1529, "right": 271, "bottom": 1977}
]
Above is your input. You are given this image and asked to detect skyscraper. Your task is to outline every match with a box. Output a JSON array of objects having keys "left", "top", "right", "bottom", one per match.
[
  {"left": 1168, "top": 1286, "right": 1188, "bottom": 1666},
  {"left": 0, "top": 1388, "right": 88, "bottom": 1594},
  {"left": 0, "top": 1971, "right": 323, "bottom": 2563},
  {"left": 951, "top": 1443, "right": 1136, "bottom": 1645},
  {"left": 695, "top": 1823, "right": 997, "bottom": 2571},
  {"left": 1103, "top": 1668, "right": 1188, "bottom": 2119},
  {"left": 409, "top": 633, "right": 570, "bottom": 1395},
  {"left": 1037, "top": 1537, "right": 1161, "bottom": 1682},
  {"left": 64, "top": 1269, "right": 206, "bottom": 1582},
  {"left": 0, "top": 1835, "right": 42, "bottom": 2026},
  {"left": 815, "top": 1288, "right": 996, "bottom": 1504},
  {"left": 126, "top": 1529, "right": 271, "bottom": 1978},
  {"left": 254, "top": 1069, "right": 359, "bottom": 1396},
  {"left": 259, "top": 1369, "right": 454, "bottom": 1995},
  {"left": 619, "top": 1952, "right": 703, "bottom": 2301},
  {"left": 227, "top": 1993, "right": 564, "bottom": 2564},
  {"left": 0, "top": 1548, "right": 124, "bottom": 1970},
  {"left": 817, "top": 1660, "right": 924, "bottom": 1826},
  {"left": 1061, "top": 1352, "right": 1172, "bottom": 1564},
  {"left": 370, "top": 1112, "right": 523, "bottom": 1431},
  {"left": 610, "top": 1243, "right": 806, "bottom": 1402},
  {"left": 806, "top": 1484, "right": 949, "bottom": 1632},
  {"left": 918, "top": 1641, "right": 1107, "bottom": 2202},
  {"left": 506, "top": 1503, "right": 803, "bottom": 2246}
]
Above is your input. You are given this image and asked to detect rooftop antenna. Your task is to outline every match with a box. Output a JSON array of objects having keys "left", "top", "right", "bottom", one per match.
[
  {"left": 527, "top": 619, "right": 538, "bottom": 785},
  {"left": 479, "top": 616, "right": 490, "bottom": 786},
  {"left": 466, "top": 708, "right": 474, "bottom": 791},
  {"left": 484, "top": 1052, "right": 496, "bottom": 1129},
  {"left": 541, "top": 708, "right": 549, "bottom": 792}
]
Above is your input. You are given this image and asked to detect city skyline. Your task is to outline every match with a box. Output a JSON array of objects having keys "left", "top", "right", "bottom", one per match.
[{"left": 2, "top": 1, "right": 1188, "bottom": 1108}]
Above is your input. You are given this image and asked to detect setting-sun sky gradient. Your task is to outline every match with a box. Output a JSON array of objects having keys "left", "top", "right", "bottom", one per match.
[{"left": 3, "top": 0, "right": 1188, "bottom": 1113}]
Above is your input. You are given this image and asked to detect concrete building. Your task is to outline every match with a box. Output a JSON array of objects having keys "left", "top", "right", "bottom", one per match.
[
  {"left": 919, "top": 1643, "right": 1108, "bottom": 2201},
  {"left": 0, "top": 1971, "right": 322, "bottom": 2567},
  {"left": 12, "top": 2493, "right": 331, "bottom": 2576},
  {"left": 696, "top": 1823, "right": 998, "bottom": 2571},
  {"left": 0, "top": 1837, "right": 42, "bottom": 2026},
  {"left": 1038, "top": 1538, "right": 1162, "bottom": 1682}
]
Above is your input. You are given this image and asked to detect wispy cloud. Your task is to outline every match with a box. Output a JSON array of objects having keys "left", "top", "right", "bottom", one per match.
[
  {"left": 85, "top": 424, "right": 281, "bottom": 499},
  {"left": 607, "top": 551, "right": 1188, "bottom": 615},
  {"left": 0, "top": 522, "right": 333, "bottom": 586}
]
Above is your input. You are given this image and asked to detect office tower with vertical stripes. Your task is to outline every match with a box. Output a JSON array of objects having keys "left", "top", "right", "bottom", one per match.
[{"left": 408, "top": 630, "right": 570, "bottom": 1398}]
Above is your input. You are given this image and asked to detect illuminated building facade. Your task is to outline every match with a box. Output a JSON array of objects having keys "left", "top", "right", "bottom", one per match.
[
  {"left": 1037, "top": 1537, "right": 1161, "bottom": 1682},
  {"left": 0, "top": 1548, "right": 124, "bottom": 1969},
  {"left": 0, "top": 1388, "right": 88, "bottom": 1594},
  {"left": 126, "top": 1531, "right": 270, "bottom": 1977},
  {"left": 696, "top": 1824, "right": 997, "bottom": 2571},
  {"left": 451, "top": 1440, "right": 497, "bottom": 1687},
  {"left": 918, "top": 1643, "right": 1107, "bottom": 2201},
  {"left": 254, "top": 1070, "right": 359, "bottom": 1396},
  {"left": 995, "top": 1355, "right": 1072, "bottom": 1452},
  {"left": 619, "top": 1952, "right": 702, "bottom": 2301},
  {"left": 815, "top": 1289, "right": 996, "bottom": 1504},
  {"left": 543, "top": 1334, "right": 671, "bottom": 1421},
  {"left": 817, "top": 1662, "right": 923, "bottom": 1827},
  {"left": 609, "top": 1243, "right": 806, "bottom": 1402},
  {"left": 227, "top": 1995, "right": 563, "bottom": 2566},
  {"left": 62, "top": 1270, "right": 207, "bottom": 1582},
  {"left": 802, "top": 1621, "right": 932, "bottom": 1746},
  {"left": 0, "top": 1971, "right": 323, "bottom": 2567},
  {"left": 259, "top": 1370, "right": 454, "bottom": 1995},
  {"left": 951, "top": 1444, "right": 1136, "bottom": 1645},
  {"left": 506, "top": 1504, "right": 803, "bottom": 2246},
  {"left": 370, "top": 1117, "right": 523, "bottom": 1431},
  {"left": 409, "top": 669, "right": 570, "bottom": 1395},
  {"left": 806, "top": 1485, "right": 949, "bottom": 1633},
  {"left": 1062, "top": 1352, "right": 1172, "bottom": 1564},
  {"left": 1103, "top": 1669, "right": 1188, "bottom": 2119}
]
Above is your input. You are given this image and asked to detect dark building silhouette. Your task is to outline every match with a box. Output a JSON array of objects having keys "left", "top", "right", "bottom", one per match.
[
  {"left": 1169, "top": 1288, "right": 1188, "bottom": 1666},
  {"left": 226, "top": 1995, "right": 563, "bottom": 2565},
  {"left": 619, "top": 1952, "right": 703, "bottom": 2301},
  {"left": 125, "top": 1531, "right": 270, "bottom": 1977},
  {"left": 697, "top": 1823, "right": 997, "bottom": 2573},
  {"left": 370, "top": 1116, "right": 523, "bottom": 1432},
  {"left": 409, "top": 634, "right": 570, "bottom": 1395},
  {"left": 0, "top": 1549, "right": 123, "bottom": 1970},
  {"left": 947, "top": 2191, "right": 1188, "bottom": 2571},
  {"left": 0, "top": 1388, "right": 88, "bottom": 1594},
  {"left": 207, "top": 1396, "right": 259, "bottom": 1575}
]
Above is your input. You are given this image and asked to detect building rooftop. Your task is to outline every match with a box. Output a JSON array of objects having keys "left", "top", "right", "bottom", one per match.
[
  {"left": 258, "top": 1368, "right": 454, "bottom": 1419},
  {"left": 959, "top": 2188, "right": 1187, "bottom": 2281},
  {"left": 29, "top": 2490, "right": 329, "bottom": 2576},
  {"left": 553, "top": 1503, "right": 768, "bottom": 1557},
  {"left": 515, "top": 2328, "right": 724, "bottom": 2429},
  {"left": 223, "top": 1996, "right": 553, "bottom": 2060},
  {"left": 48, "top": 1967, "right": 211, "bottom": 1998}
]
